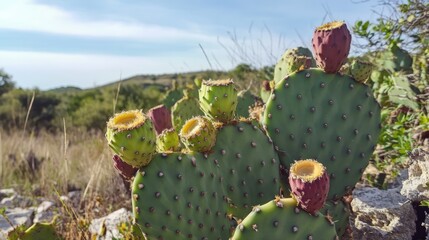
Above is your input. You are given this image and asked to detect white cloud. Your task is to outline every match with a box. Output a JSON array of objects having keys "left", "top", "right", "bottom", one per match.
[
  {"left": 0, "top": 0, "right": 213, "bottom": 42},
  {"left": 0, "top": 50, "right": 234, "bottom": 90}
]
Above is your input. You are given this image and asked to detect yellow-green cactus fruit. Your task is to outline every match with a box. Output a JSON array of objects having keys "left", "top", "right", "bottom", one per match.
[
  {"left": 106, "top": 110, "right": 156, "bottom": 167},
  {"left": 179, "top": 116, "right": 217, "bottom": 152},
  {"left": 199, "top": 79, "right": 238, "bottom": 123}
]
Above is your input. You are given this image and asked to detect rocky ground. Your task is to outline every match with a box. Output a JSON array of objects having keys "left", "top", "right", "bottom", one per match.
[{"left": 1, "top": 148, "right": 428, "bottom": 240}]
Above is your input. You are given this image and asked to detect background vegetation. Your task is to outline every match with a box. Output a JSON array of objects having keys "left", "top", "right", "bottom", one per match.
[{"left": 0, "top": 0, "right": 427, "bottom": 238}]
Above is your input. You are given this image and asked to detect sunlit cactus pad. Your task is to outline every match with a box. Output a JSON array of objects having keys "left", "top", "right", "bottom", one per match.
[
  {"left": 231, "top": 198, "right": 338, "bottom": 240},
  {"left": 132, "top": 121, "right": 280, "bottom": 239},
  {"left": 263, "top": 68, "right": 381, "bottom": 200}
]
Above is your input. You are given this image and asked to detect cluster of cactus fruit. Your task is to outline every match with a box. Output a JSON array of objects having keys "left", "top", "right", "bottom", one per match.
[{"left": 105, "top": 21, "right": 381, "bottom": 239}]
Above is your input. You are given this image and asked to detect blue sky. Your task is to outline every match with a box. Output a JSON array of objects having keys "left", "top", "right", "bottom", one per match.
[{"left": 0, "top": 0, "right": 382, "bottom": 90}]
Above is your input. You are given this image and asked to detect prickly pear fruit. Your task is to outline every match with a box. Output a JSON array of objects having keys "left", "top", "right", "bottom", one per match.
[
  {"left": 147, "top": 105, "right": 172, "bottom": 135},
  {"left": 179, "top": 116, "right": 217, "bottom": 152},
  {"left": 232, "top": 198, "right": 338, "bottom": 240},
  {"left": 289, "top": 159, "right": 330, "bottom": 214},
  {"left": 156, "top": 128, "right": 180, "bottom": 152},
  {"left": 106, "top": 110, "right": 156, "bottom": 167},
  {"left": 112, "top": 155, "right": 138, "bottom": 182},
  {"left": 349, "top": 60, "right": 373, "bottom": 83},
  {"left": 199, "top": 79, "right": 238, "bottom": 123},
  {"left": 274, "top": 47, "right": 315, "bottom": 84},
  {"left": 312, "top": 21, "right": 351, "bottom": 73}
]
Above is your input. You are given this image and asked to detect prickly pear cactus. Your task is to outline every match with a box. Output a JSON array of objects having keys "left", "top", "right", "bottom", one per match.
[
  {"left": 131, "top": 121, "right": 281, "bottom": 239},
  {"left": 288, "top": 159, "right": 330, "bottom": 214},
  {"left": 390, "top": 46, "right": 413, "bottom": 72},
  {"left": 147, "top": 105, "right": 172, "bottom": 135},
  {"left": 236, "top": 90, "right": 256, "bottom": 118},
  {"left": 156, "top": 128, "right": 180, "bottom": 152},
  {"left": 349, "top": 60, "right": 373, "bottom": 83},
  {"left": 263, "top": 69, "right": 381, "bottom": 200},
  {"left": 106, "top": 110, "right": 157, "bottom": 167},
  {"left": 132, "top": 152, "right": 231, "bottom": 240},
  {"left": 321, "top": 199, "right": 351, "bottom": 238},
  {"left": 171, "top": 95, "right": 203, "bottom": 133},
  {"left": 199, "top": 79, "right": 238, "bottom": 123},
  {"left": 312, "top": 21, "right": 351, "bottom": 73},
  {"left": 162, "top": 81, "right": 184, "bottom": 109},
  {"left": 179, "top": 116, "right": 217, "bottom": 152},
  {"left": 273, "top": 47, "right": 316, "bottom": 84},
  {"left": 231, "top": 198, "right": 338, "bottom": 240},
  {"left": 208, "top": 121, "right": 280, "bottom": 219}
]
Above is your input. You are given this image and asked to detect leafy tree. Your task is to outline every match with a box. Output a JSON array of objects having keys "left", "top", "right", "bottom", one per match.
[{"left": 0, "top": 69, "right": 15, "bottom": 96}]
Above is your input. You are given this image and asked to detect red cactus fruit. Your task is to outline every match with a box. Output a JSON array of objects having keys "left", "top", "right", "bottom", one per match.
[
  {"left": 147, "top": 105, "right": 172, "bottom": 135},
  {"left": 288, "top": 159, "right": 330, "bottom": 214},
  {"left": 112, "top": 154, "right": 138, "bottom": 182},
  {"left": 312, "top": 21, "right": 351, "bottom": 73}
]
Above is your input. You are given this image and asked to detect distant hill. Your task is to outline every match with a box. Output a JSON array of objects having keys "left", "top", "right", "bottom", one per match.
[{"left": 46, "top": 70, "right": 229, "bottom": 93}]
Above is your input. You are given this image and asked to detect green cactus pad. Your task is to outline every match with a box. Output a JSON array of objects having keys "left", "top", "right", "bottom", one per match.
[
  {"left": 236, "top": 90, "right": 256, "bottom": 118},
  {"left": 132, "top": 121, "right": 280, "bottom": 238},
  {"left": 132, "top": 152, "right": 231, "bottom": 240},
  {"left": 156, "top": 128, "right": 180, "bottom": 152},
  {"left": 231, "top": 198, "right": 338, "bottom": 240},
  {"left": 321, "top": 199, "right": 351, "bottom": 238},
  {"left": 263, "top": 69, "right": 381, "bottom": 200},
  {"left": 349, "top": 60, "right": 373, "bottom": 83},
  {"left": 273, "top": 47, "right": 316, "bottom": 84},
  {"left": 171, "top": 96, "right": 203, "bottom": 133},
  {"left": 106, "top": 110, "right": 157, "bottom": 167},
  {"left": 199, "top": 79, "right": 238, "bottom": 123},
  {"left": 180, "top": 116, "right": 217, "bottom": 152},
  {"left": 208, "top": 121, "right": 280, "bottom": 219}
]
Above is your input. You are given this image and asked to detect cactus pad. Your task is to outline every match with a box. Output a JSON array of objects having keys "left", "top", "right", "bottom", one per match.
[
  {"left": 236, "top": 90, "right": 257, "bottom": 118},
  {"left": 274, "top": 47, "right": 316, "bottom": 84},
  {"left": 349, "top": 60, "right": 373, "bottom": 83},
  {"left": 132, "top": 152, "right": 231, "bottom": 240},
  {"left": 208, "top": 121, "right": 280, "bottom": 219},
  {"left": 231, "top": 198, "right": 338, "bottom": 240},
  {"left": 199, "top": 79, "right": 238, "bottom": 123},
  {"left": 263, "top": 69, "right": 381, "bottom": 200},
  {"left": 171, "top": 96, "right": 203, "bottom": 133},
  {"left": 106, "top": 110, "right": 157, "bottom": 167}
]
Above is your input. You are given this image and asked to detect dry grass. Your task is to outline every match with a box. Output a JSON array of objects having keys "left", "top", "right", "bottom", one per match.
[{"left": 0, "top": 127, "right": 131, "bottom": 239}]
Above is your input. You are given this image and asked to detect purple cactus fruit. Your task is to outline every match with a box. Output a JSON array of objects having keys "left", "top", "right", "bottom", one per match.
[
  {"left": 147, "top": 105, "right": 172, "bottom": 135},
  {"left": 112, "top": 155, "right": 138, "bottom": 182},
  {"left": 312, "top": 21, "right": 351, "bottom": 73},
  {"left": 288, "top": 159, "right": 330, "bottom": 214}
]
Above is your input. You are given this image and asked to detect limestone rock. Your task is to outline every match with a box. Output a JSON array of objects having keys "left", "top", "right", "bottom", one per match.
[
  {"left": 0, "top": 194, "right": 33, "bottom": 209},
  {"left": 89, "top": 208, "right": 133, "bottom": 240},
  {"left": 351, "top": 187, "right": 416, "bottom": 240},
  {"left": 0, "top": 189, "right": 16, "bottom": 201},
  {"left": 401, "top": 149, "right": 429, "bottom": 201},
  {"left": 0, "top": 208, "right": 34, "bottom": 240},
  {"left": 34, "top": 200, "right": 57, "bottom": 223}
]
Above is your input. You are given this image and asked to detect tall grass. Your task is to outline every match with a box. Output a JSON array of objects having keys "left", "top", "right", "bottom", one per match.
[{"left": 0, "top": 127, "right": 125, "bottom": 198}]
